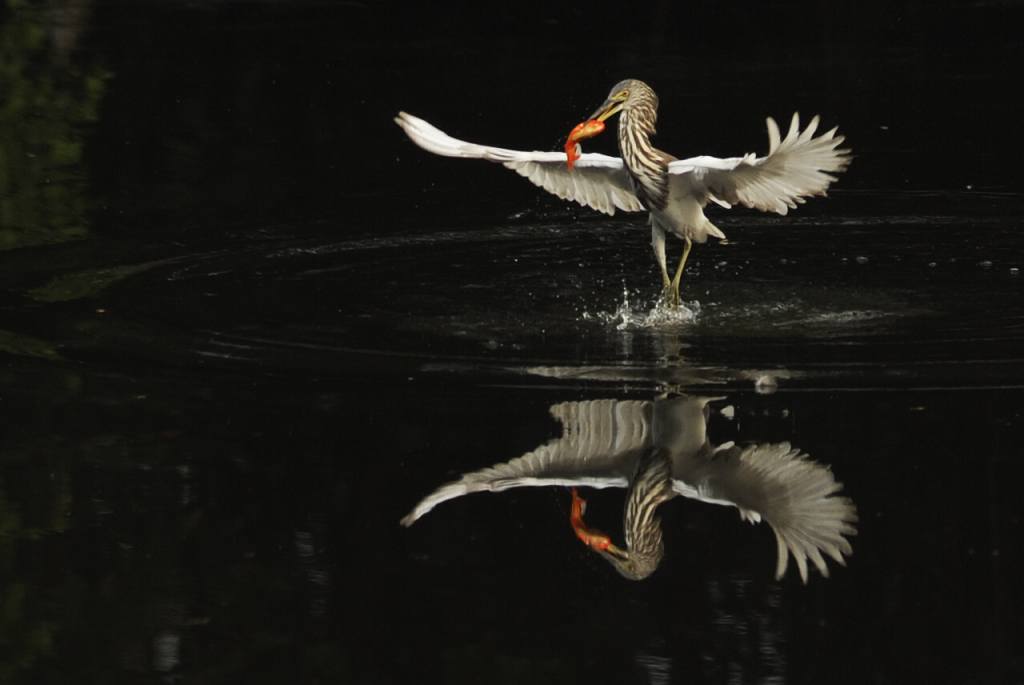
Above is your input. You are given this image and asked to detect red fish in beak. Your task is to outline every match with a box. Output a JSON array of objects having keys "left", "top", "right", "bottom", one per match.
[
  {"left": 570, "top": 488, "right": 612, "bottom": 551},
  {"left": 564, "top": 119, "right": 606, "bottom": 170}
]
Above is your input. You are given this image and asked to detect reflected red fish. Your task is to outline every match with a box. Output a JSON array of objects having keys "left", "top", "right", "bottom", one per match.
[
  {"left": 564, "top": 119, "right": 606, "bottom": 170},
  {"left": 570, "top": 487, "right": 612, "bottom": 551}
]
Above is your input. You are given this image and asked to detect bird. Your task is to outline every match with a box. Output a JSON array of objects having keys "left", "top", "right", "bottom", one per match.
[
  {"left": 573, "top": 447, "right": 677, "bottom": 580},
  {"left": 401, "top": 395, "right": 857, "bottom": 583},
  {"left": 395, "top": 79, "right": 851, "bottom": 307}
]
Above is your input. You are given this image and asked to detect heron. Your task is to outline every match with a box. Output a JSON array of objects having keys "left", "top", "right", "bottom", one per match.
[
  {"left": 571, "top": 447, "right": 676, "bottom": 580},
  {"left": 402, "top": 395, "right": 857, "bottom": 582},
  {"left": 395, "top": 79, "right": 851, "bottom": 307}
]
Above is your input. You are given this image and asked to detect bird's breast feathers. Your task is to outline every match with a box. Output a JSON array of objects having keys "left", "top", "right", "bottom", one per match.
[{"left": 651, "top": 188, "right": 726, "bottom": 244}]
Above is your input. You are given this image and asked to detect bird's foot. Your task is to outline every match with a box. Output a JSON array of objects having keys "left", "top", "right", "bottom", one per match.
[{"left": 659, "top": 285, "right": 682, "bottom": 309}]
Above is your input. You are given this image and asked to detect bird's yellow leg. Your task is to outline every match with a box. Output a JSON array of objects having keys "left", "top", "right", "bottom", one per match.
[
  {"left": 668, "top": 238, "right": 693, "bottom": 306},
  {"left": 659, "top": 271, "right": 678, "bottom": 308},
  {"left": 651, "top": 225, "right": 671, "bottom": 290},
  {"left": 652, "top": 224, "right": 678, "bottom": 307}
]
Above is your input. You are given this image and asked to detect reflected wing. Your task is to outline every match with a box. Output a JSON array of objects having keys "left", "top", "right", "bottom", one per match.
[
  {"left": 668, "top": 113, "right": 851, "bottom": 214},
  {"left": 683, "top": 442, "right": 857, "bottom": 583},
  {"left": 400, "top": 400, "right": 653, "bottom": 525},
  {"left": 395, "top": 112, "right": 645, "bottom": 215}
]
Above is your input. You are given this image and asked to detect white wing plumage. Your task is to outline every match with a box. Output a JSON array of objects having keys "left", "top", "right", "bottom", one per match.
[
  {"left": 684, "top": 441, "right": 858, "bottom": 583},
  {"left": 668, "top": 113, "right": 851, "bottom": 215},
  {"left": 399, "top": 400, "right": 653, "bottom": 526},
  {"left": 395, "top": 112, "right": 644, "bottom": 216}
]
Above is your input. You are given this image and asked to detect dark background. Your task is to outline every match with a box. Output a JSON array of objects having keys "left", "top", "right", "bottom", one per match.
[
  {"left": 77, "top": 0, "right": 1024, "bottom": 235},
  {"left": 1, "top": 1, "right": 1023, "bottom": 683}
]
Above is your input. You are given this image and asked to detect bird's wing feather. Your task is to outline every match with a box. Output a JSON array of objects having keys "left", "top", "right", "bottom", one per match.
[
  {"left": 400, "top": 400, "right": 653, "bottom": 525},
  {"left": 684, "top": 442, "right": 857, "bottom": 583},
  {"left": 667, "top": 113, "right": 851, "bottom": 215},
  {"left": 395, "top": 112, "right": 645, "bottom": 215}
]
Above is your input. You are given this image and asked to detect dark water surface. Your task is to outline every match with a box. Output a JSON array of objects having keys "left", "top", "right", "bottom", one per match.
[{"left": 2, "top": 1, "right": 1023, "bottom": 683}]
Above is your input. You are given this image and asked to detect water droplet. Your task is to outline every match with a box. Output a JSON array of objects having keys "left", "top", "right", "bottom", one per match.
[
  {"left": 1011, "top": 267, "right": 1020, "bottom": 276},
  {"left": 855, "top": 256, "right": 869, "bottom": 264},
  {"left": 584, "top": 287, "right": 699, "bottom": 330},
  {"left": 979, "top": 260, "right": 993, "bottom": 269},
  {"left": 754, "top": 375, "right": 778, "bottom": 394}
]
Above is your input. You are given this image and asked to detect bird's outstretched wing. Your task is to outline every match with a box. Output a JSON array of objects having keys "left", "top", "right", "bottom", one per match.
[
  {"left": 682, "top": 441, "right": 857, "bottom": 583},
  {"left": 400, "top": 400, "right": 653, "bottom": 526},
  {"left": 395, "top": 112, "right": 645, "bottom": 216},
  {"left": 668, "top": 113, "right": 851, "bottom": 215}
]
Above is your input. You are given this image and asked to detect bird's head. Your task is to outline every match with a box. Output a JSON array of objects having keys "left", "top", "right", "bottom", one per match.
[
  {"left": 597, "top": 542, "right": 662, "bottom": 581},
  {"left": 589, "top": 79, "right": 657, "bottom": 123}
]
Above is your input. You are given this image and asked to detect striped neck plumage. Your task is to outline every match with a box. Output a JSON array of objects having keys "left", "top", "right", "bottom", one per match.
[
  {"left": 617, "top": 101, "right": 668, "bottom": 210},
  {"left": 601, "top": 447, "right": 673, "bottom": 580}
]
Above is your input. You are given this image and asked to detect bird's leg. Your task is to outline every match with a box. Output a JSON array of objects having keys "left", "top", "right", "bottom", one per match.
[
  {"left": 651, "top": 225, "right": 676, "bottom": 307},
  {"left": 667, "top": 238, "right": 693, "bottom": 306}
]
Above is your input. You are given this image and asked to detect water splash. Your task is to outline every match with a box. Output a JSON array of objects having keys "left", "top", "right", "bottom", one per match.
[{"left": 581, "top": 286, "right": 700, "bottom": 330}]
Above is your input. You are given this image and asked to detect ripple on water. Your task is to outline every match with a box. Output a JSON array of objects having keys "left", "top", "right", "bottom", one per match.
[{"left": 8, "top": 211, "right": 1024, "bottom": 388}]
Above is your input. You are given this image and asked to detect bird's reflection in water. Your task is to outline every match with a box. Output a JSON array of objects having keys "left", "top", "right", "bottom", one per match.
[{"left": 403, "top": 394, "right": 856, "bottom": 583}]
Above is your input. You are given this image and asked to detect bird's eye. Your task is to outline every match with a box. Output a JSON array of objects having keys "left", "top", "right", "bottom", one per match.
[{"left": 616, "top": 90, "right": 629, "bottom": 100}]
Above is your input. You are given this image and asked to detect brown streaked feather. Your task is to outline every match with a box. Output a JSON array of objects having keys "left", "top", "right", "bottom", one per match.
[{"left": 615, "top": 82, "right": 670, "bottom": 210}]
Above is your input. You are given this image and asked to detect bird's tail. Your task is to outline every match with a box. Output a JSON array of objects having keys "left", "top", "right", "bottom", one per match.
[
  {"left": 660, "top": 199, "right": 727, "bottom": 243},
  {"left": 703, "top": 216, "right": 726, "bottom": 241}
]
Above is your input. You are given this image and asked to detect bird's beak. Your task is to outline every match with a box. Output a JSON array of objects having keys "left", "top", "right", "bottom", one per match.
[
  {"left": 600, "top": 542, "right": 629, "bottom": 561},
  {"left": 590, "top": 98, "right": 624, "bottom": 123}
]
